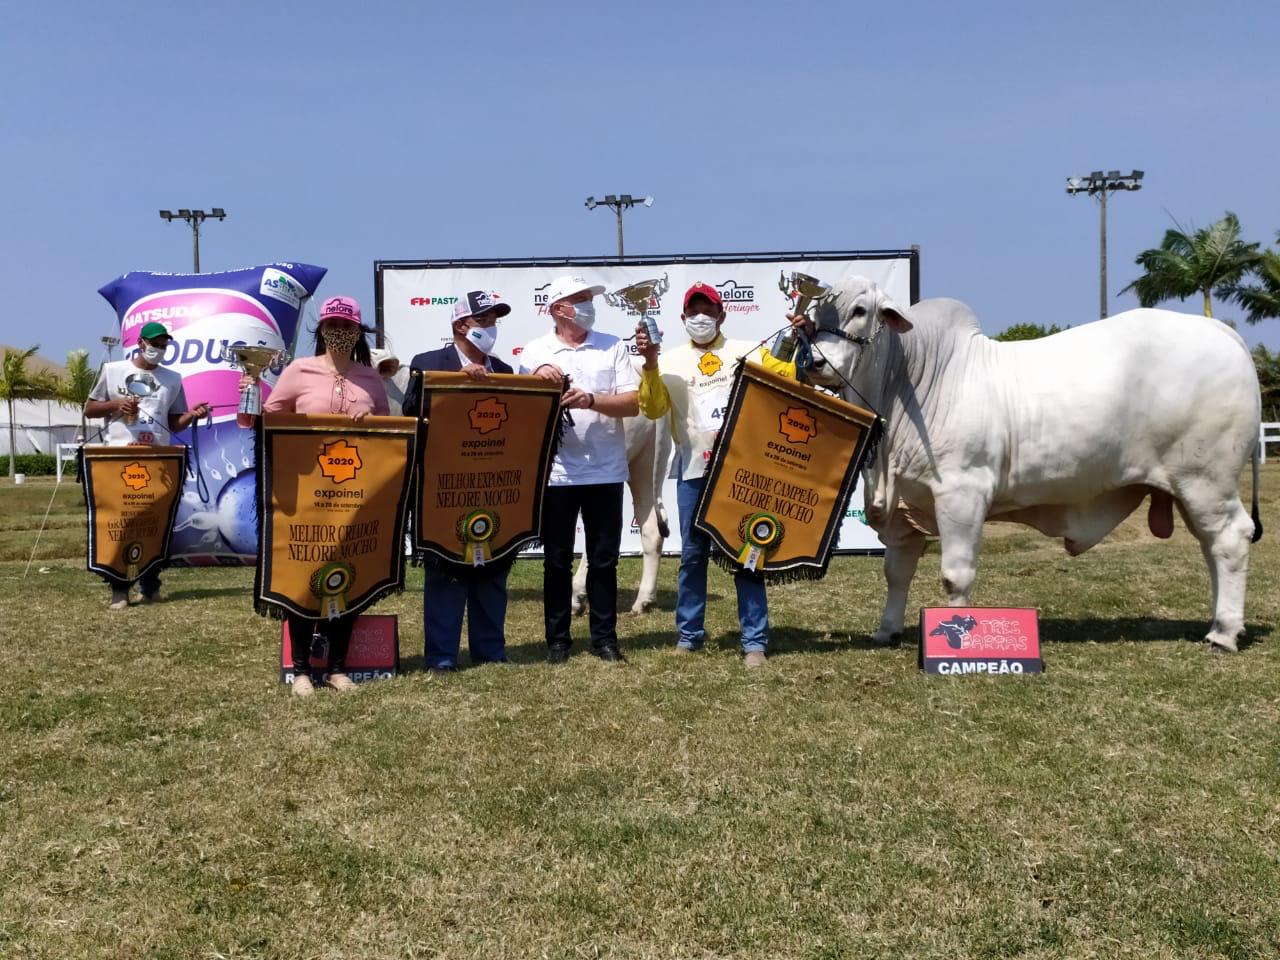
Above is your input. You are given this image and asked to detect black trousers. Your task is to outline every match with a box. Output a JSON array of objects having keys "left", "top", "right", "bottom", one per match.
[
  {"left": 287, "top": 612, "right": 358, "bottom": 678},
  {"left": 541, "top": 482, "right": 624, "bottom": 650}
]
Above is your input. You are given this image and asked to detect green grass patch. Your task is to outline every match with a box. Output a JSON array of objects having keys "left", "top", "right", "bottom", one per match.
[{"left": 1, "top": 470, "right": 1278, "bottom": 958}]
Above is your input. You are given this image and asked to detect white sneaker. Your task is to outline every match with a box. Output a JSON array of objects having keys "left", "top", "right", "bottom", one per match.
[
  {"left": 291, "top": 675, "right": 316, "bottom": 697},
  {"left": 744, "top": 651, "right": 767, "bottom": 669},
  {"left": 108, "top": 588, "right": 129, "bottom": 610}
]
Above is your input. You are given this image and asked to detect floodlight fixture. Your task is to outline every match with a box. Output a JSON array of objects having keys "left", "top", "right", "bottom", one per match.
[
  {"left": 157, "top": 206, "right": 228, "bottom": 272},
  {"left": 1065, "top": 169, "right": 1145, "bottom": 318},
  {"left": 584, "top": 192, "right": 655, "bottom": 259}
]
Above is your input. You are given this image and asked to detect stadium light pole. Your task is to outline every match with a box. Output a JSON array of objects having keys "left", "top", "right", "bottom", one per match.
[
  {"left": 584, "top": 194, "right": 653, "bottom": 260},
  {"left": 100, "top": 335, "right": 119, "bottom": 362},
  {"left": 159, "top": 207, "right": 227, "bottom": 273},
  {"left": 1065, "top": 170, "right": 1143, "bottom": 318}
]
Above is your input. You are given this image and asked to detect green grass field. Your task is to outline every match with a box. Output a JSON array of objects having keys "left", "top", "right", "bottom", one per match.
[{"left": 1, "top": 473, "right": 1278, "bottom": 959}]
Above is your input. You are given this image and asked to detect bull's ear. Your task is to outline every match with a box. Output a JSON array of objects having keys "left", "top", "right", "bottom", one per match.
[{"left": 877, "top": 292, "right": 913, "bottom": 332}]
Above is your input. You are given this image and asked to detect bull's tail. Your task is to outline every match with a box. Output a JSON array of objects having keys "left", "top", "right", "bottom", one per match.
[{"left": 1251, "top": 440, "right": 1264, "bottom": 543}]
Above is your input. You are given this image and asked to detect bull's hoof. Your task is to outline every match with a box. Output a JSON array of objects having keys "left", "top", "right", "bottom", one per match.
[
  {"left": 869, "top": 629, "right": 902, "bottom": 648},
  {"left": 630, "top": 597, "right": 656, "bottom": 615},
  {"left": 570, "top": 596, "right": 587, "bottom": 618},
  {"left": 1205, "top": 632, "right": 1240, "bottom": 653}
]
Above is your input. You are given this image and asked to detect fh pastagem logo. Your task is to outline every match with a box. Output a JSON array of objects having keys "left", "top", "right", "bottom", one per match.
[
  {"left": 468, "top": 397, "right": 508, "bottom": 435},
  {"left": 778, "top": 406, "right": 817, "bottom": 444},
  {"left": 318, "top": 440, "right": 362, "bottom": 483},
  {"left": 716, "top": 280, "right": 759, "bottom": 313},
  {"left": 408, "top": 296, "right": 460, "bottom": 307}
]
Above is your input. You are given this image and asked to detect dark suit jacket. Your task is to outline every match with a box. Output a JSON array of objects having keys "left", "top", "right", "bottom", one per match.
[
  {"left": 402, "top": 343, "right": 518, "bottom": 579},
  {"left": 401, "top": 344, "right": 515, "bottom": 417}
]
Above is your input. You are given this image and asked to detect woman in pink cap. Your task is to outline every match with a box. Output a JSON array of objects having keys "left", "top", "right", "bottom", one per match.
[{"left": 258, "top": 295, "right": 391, "bottom": 696}]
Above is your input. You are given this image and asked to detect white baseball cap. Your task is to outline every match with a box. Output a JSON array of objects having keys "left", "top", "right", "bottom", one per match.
[{"left": 545, "top": 275, "right": 605, "bottom": 307}]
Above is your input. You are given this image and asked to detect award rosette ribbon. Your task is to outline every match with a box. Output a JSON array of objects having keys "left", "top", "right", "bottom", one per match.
[
  {"left": 82, "top": 445, "right": 187, "bottom": 582},
  {"left": 694, "top": 361, "right": 879, "bottom": 580},
  {"left": 410, "top": 372, "right": 564, "bottom": 565},
  {"left": 254, "top": 414, "right": 417, "bottom": 619}
]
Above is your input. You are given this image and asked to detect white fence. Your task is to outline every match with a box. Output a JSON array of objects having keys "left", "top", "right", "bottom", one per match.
[{"left": 1262, "top": 423, "right": 1280, "bottom": 464}]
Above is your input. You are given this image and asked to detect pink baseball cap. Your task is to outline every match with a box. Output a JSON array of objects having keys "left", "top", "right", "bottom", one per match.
[{"left": 319, "top": 295, "right": 362, "bottom": 325}]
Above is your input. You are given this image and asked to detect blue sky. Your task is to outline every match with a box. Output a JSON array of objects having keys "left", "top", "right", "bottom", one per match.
[{"left": 3, "top": 0, "right": 1277, "bottom": 364}]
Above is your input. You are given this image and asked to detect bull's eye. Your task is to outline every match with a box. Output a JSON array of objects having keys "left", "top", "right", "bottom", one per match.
[{"left": 851, "top": 306, "right": 867, "bottom": 318}]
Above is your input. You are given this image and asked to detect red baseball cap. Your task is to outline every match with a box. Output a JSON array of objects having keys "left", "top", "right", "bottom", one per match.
[{"left": 683, "top": 281, "right": 723, "bottom": 310}]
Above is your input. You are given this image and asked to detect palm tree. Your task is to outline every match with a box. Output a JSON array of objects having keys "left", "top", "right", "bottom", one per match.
[
  {"left": 1229, "top": 233, "right": 1280, "bottom": 324},
  {"left": 1253, "top": 344, "right": 1280, "bottom": 422},
  {"left": 56, "top": 349, "right": 98, "bottom": 441},
  {"left": 1121, "top": 212, "right": 1262, "bottom": 318},
  {"left": 1, "top": 345, "right": 59, "bottom": 478}
]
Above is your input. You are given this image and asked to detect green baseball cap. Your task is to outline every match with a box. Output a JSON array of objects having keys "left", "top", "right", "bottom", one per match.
[{"left": 139, "top": 321, "right": 171, "bottom": 341}]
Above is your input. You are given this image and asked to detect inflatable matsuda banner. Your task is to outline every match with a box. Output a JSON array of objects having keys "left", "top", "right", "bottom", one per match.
[
  {"left": 410, "top": 371, "right": 563, "bottom": 565},
  {"left": 695, "top": 362, "right": 878, "bottom": 579},
  {"left": 254, "top": 414, "right": 416, "bottom": 619},
  {"left": 82, "top": 445, "right": 187, "bottom": 582}
]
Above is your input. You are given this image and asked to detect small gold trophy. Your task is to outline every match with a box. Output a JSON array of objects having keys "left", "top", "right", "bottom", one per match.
[
  {"left": 223, "top": 344, "right": 286, "bottom": 428},
  {"left": 778, "top": 271, "right": 832, "bottom": 317},
  {"left": 772, "top": 272, "right": 833, "bottom": 361}
]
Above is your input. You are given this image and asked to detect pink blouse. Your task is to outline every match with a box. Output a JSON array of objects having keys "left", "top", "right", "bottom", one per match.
[{"left": 263, "top": 356, "right": 390, "bottom": 417}]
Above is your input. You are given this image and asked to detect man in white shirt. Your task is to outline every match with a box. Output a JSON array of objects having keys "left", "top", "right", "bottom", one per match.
[
  {"left": 83, "top": 321, "right": 210, "bottom": 608},
  {"left": 635, "top": 282, "right": 798, "bottom": 667},
  {"left": 519, "top": 276, "right": 639, "bottom": 663}
]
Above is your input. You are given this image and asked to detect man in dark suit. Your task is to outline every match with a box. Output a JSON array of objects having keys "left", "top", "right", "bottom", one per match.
[{"left": 403, "top": 291, "right": 516, "bottom": 671}]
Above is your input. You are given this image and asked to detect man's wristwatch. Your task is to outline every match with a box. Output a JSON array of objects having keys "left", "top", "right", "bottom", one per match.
[{"left": 587, "top": 393, "right": 596, "bottom": 409}]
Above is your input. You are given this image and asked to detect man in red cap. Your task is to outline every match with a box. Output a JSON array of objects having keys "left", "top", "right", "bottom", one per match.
[{"left": 635, "top": 282, "right": 797, "bottom": 667}]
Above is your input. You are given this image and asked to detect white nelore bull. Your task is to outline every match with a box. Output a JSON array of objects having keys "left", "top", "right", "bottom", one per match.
[{"left": 804, "top": 277, "right": 1263, "bottom": 652}]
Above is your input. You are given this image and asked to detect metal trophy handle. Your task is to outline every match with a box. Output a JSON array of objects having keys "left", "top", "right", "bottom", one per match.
[
  {"left": 613, "top": 278, "right": 663, "bottom": 344},
  {"left": 778, "top": 271, "right": 832, "bottom": 318},
  {"left": 222, "top": 344, "right": 286, "bottom": 428}
]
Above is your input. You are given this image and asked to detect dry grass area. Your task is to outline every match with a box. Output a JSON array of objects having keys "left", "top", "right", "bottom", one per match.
[{"left": 1, "top": 471, "right": 1278, "bottom": 959}]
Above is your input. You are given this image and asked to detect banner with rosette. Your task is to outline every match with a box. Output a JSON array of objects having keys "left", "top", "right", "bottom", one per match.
[
  {"left": 694, "top": 361, "right": 879, "bottom": 580},
  {"left": 82, "top": 444, "right": 187, "bottom": 582},
  {"left": 254, "top": 413, "right": 416, "bottom": 619},
  {"left": 410, "top": 371, "right": 563, "bottom": 566}
]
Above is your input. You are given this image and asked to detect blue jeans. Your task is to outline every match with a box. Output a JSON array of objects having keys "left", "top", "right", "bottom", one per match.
[
  {"left": 423, "top": 560, "right": 511, "bottom": 668},
  {"left": 676, "top": 476, "right": 768, "bottom": 653}
]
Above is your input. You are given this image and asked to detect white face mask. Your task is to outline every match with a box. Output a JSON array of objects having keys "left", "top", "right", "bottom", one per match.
[
  {"left": 683, "top": 313, "right": 719, "bottom": 345},
  {"left": 566, "top": 299, "right": 596, "bottom": 331},
  {"left": 139, "top": 343, "right": 165, "bottom": 364},
  {"left": 465, "top": 324, "right": 498, "bottom": 356}
]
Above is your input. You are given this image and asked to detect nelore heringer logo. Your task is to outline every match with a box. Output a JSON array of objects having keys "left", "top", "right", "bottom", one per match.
[
  {"left": 715, "top": 280, "right": 759, "bottom": 313},
  {"left": 534, "top": 282, "right": 552, "bottom": 315}
]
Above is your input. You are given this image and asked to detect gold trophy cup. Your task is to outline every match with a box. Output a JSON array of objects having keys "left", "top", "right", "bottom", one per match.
[
  {"left": 223, "top": 344, "right": 286, "bottom": 428},
  {"left": 773, "top": 272, "right": 833, "bottom": 362}
]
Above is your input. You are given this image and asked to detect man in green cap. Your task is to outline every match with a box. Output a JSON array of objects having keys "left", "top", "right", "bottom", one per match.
[{"left": 83, "top": 321, "right": 210, "bottom": 608}]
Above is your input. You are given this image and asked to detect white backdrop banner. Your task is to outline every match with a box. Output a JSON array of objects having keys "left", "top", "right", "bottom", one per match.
[{"left": 377, "top": 252, "right": 918, "bottom": 554}]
